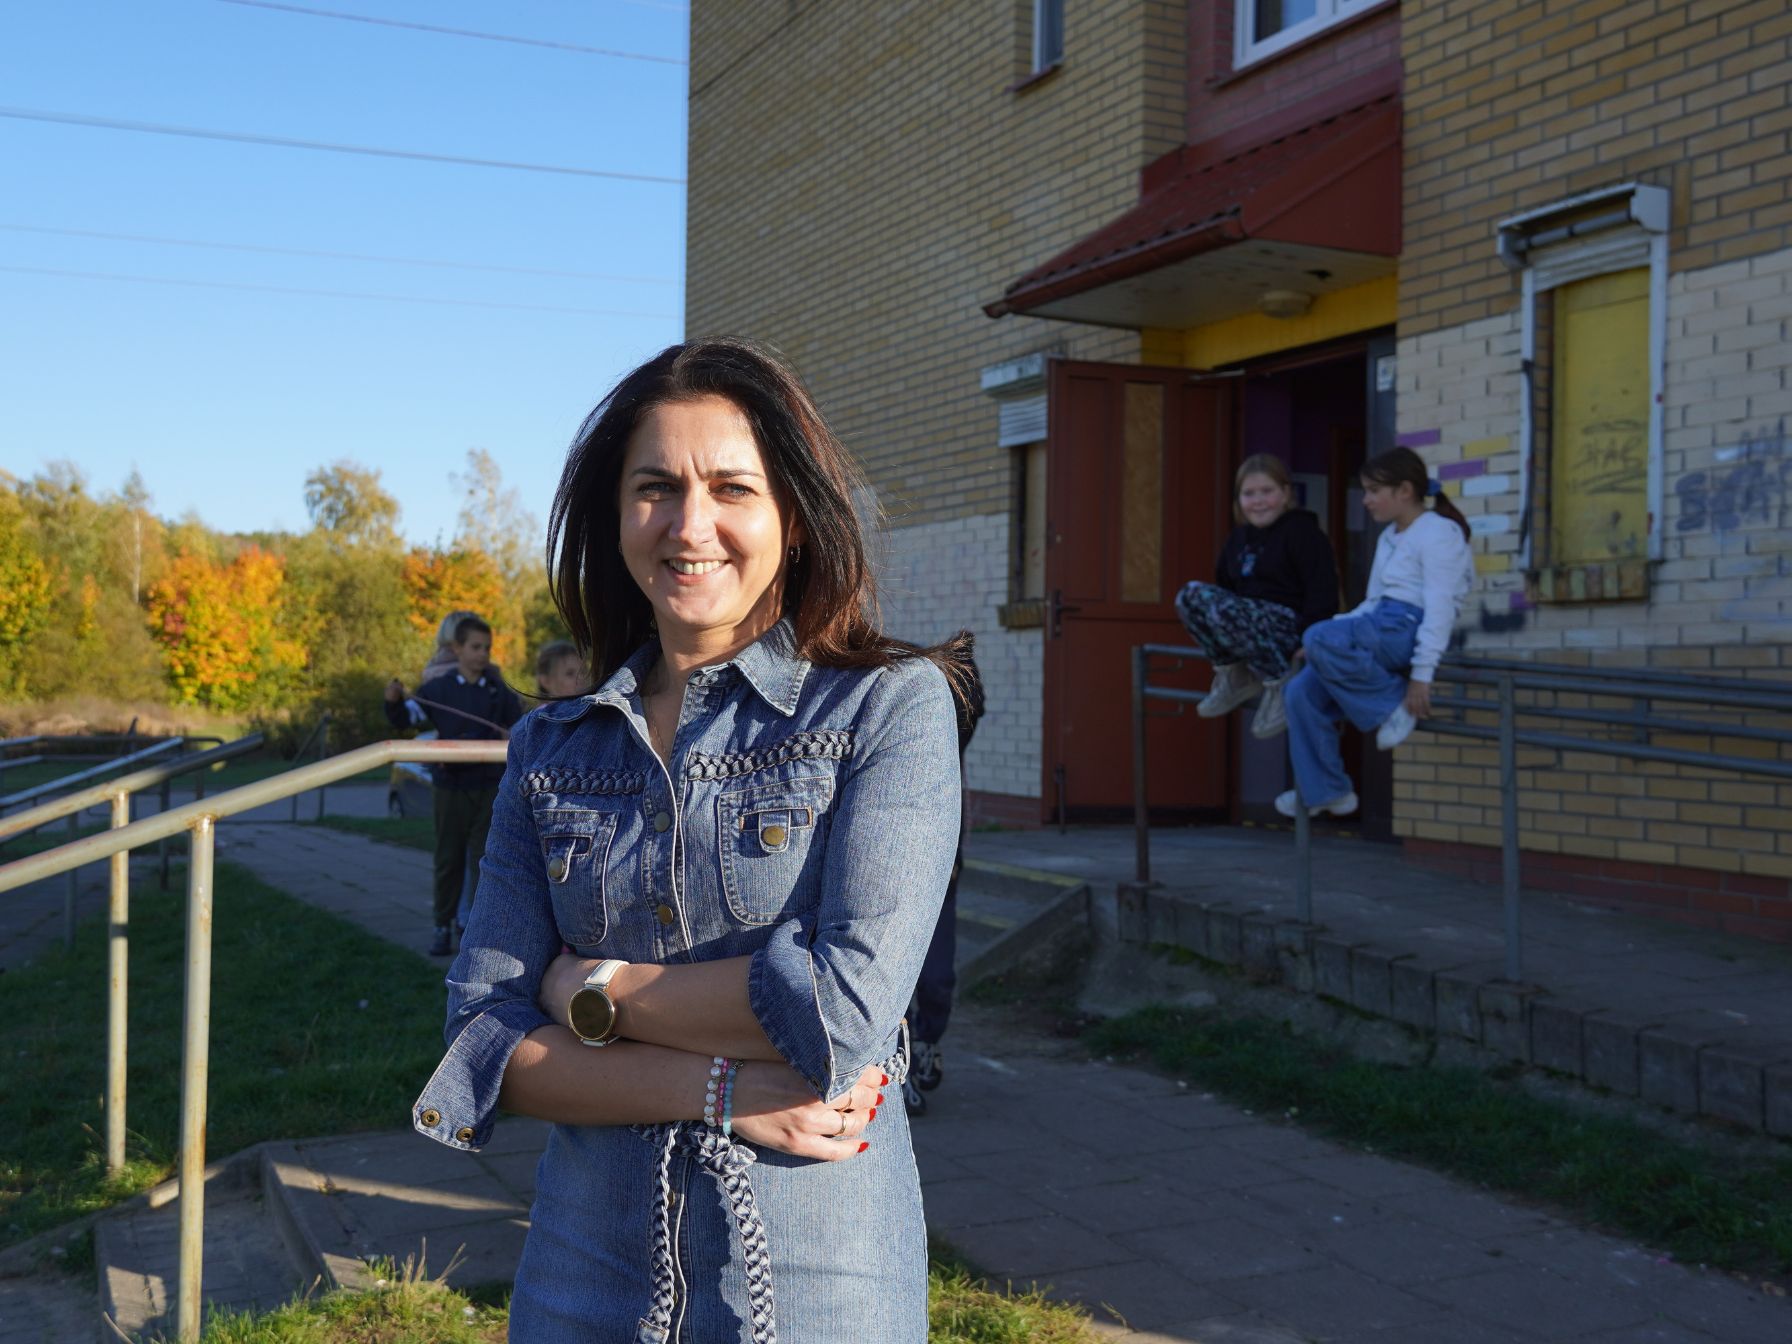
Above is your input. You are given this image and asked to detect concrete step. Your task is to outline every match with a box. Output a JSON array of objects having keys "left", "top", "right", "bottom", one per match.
[
  {"left": 95, "top": 1159, "right": 303, "bottom": 1341},
  {"left": 260, "top": 1125, "right": 546, "bottom": 1296},
  {"left": 954, "top": 859, "right": 1090, "bottom": 986}
]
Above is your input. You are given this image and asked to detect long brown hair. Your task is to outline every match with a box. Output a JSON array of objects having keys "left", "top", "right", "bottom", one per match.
[
  {"left": 1360, "top": 447, "right": 1471, "bottom": 540},
  {"left": 1233, "top": 453, "right": 1294, "bottom": 525},
  {"left": 547, "top": 337, "right": 974, "bottom": 700}
]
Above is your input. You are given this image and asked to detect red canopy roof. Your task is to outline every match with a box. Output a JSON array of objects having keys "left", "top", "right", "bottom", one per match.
[{"left": 987, "top": 94, "right": 1402, "bottom": 320}]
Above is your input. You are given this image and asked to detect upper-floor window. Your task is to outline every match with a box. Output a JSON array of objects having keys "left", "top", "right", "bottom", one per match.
[
  {"left": 1034, "top": 0, "right": 1064, "bottom": 74},
  {"left": 1236, "top": 0, "right": 1379, "bottom": 67}
]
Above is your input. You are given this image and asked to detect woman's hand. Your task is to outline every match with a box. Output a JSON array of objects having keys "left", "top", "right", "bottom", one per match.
[
  {"left": 730, "top": 1062, "right": 886, "bottom": 1162},
  {"left": 538, "top": 951, "right": 599, "bottom": 1029},
  {"left": 1403, "top": 679, "right": 1433, "bottom": 719}
]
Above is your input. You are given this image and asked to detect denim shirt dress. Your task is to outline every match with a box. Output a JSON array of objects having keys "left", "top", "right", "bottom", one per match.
[{"left": 411, "top": 620, "right": 961, "bottom": 1343}]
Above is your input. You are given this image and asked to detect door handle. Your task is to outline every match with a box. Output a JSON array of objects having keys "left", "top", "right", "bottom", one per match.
[{"left": 1050, "top": 589, "right": 1082, "bottom": 637}]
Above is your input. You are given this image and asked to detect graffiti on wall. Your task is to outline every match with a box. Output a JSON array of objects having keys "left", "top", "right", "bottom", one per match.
[{"left": 1675, "top": 420, "right": 1790, "bottom": 534}]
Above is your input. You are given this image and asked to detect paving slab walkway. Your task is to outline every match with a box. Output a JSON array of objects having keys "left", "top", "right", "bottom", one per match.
[
  {"left": 970, "top": 825, "right": 1792, "bottom": 1041},
  {"left": 6, "top": 820, "right": 1792, "bottom": 1341}
]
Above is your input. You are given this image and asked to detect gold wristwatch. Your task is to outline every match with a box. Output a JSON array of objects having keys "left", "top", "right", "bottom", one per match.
[{"left": 567, "top": 958, "right": 629, "bottom": 1047}]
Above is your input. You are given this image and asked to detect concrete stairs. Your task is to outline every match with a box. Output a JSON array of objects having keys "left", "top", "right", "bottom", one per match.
[{"left": 955, "top": 858, "right": 1090, "bottom": 985}]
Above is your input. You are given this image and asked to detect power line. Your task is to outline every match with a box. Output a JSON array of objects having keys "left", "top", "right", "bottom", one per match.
[
  {"left": 213, "top": 0, "right": 686, "bottom": 65},
  {"left": 0, "top": 223, "right": 674, "bottom": 286},
  {"left": 0, "top": 107, "right": 685, "bottom": 184},
  {"left": 0, "top": 264, "right": 678, "bottom": 319}
]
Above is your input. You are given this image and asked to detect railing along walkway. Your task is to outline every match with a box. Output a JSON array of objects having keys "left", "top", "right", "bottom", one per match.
[
  {"left": 1131, "top": 646, "right": 1792, "bottom": 981},
  {"left": 0, "top": 738, "right": 507, "bottom": 1343}
]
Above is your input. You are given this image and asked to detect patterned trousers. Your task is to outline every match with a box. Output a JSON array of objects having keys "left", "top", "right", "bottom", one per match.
[{"left": 1174, "top": 581, "right": 1303, "bottom": 680}]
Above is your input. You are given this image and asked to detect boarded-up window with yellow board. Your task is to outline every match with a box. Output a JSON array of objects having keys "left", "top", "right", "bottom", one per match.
[{"left": 1549, "top": 268, "right": 1650, "bottom": 564}]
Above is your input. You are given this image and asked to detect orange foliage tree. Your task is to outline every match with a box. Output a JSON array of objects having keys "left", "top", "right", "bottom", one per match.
[
  {"left": 0, "top": 502, "right": 54, "bottom": 696},
  {"left": 146, "top": 546, "right": 309, "bottom": 710},
  {"left": 399, "top": 546, "right": 520, "bottom": 673}
]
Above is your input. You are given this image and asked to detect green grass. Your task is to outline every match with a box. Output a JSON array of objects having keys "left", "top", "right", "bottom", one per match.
[
  {"left": 313, "top": 814, "right": 435, "bottom": 852},
  {"left": 172, "top": 1252, "right": 1103, "bottom": 1343},
  {"left": 1087, "top": 1005, "right": 1792, "bottom": 1277},
  {"left": 0, "top": 864, "right": 451, "bottom": 1249}
]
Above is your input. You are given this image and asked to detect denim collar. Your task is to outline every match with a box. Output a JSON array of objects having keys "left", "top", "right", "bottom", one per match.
[{"left": 543, "top": 619, "right": 810, "bottom": 724}]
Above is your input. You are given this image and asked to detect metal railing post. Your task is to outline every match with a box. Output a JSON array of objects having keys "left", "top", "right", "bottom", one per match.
[
  {"left": 1132, "top": 646, "right": 1150, "bottom": 885},
  {"left": 64, "top": 812, "right": 78, "bottom": 948},
  {"left": 159, "top": 777, "right": 173, "bottom": 891},
  {"left": 107, "top": 789, "right": 131, "bottom": 1174},
  {"left": 176, "top": 815, "right": 216, "bottom": 1344},
  {"left": 1295, "top": 801, "right": 1313, "bottom": 924},
  {"left": 1498, "top": 672, "right": 1523, "bottom": 982}
]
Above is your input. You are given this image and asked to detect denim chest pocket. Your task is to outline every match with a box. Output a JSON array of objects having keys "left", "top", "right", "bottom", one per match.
[
  {"left": 534, "top": 807, "right": 619, "bottom": 947},
  {"left": 716, "top": 775, "right": 835, "bottom": 925}
]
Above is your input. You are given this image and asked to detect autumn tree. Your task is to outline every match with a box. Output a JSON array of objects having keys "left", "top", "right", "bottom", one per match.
[
  {"left": 0, "top": 485, "right": 54, "bottom": 696},
  {"left": 303, "top": 460, "right": 401, "bottom": 549},
  {"left": 147, "top": 546, "right": 309, "bottom": 710},
  {"left": 400, "top": 546, "right": 513, "bottom": 669}
]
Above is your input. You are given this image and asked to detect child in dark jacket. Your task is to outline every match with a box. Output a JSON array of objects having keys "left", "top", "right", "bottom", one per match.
[{"left": 1175, "top": 453, "right": 1339, "bottom": 739}]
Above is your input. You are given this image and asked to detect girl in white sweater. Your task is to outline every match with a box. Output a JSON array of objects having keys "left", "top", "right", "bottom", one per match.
[{"left": 1276, "top": 448, "right": 1475, "bottom": 818}]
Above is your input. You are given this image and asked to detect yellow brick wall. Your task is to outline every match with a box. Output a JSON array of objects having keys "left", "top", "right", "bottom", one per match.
[
  {"left": 1395, "top": 0, "right": 1792, "bottom": 893},
  {"left": 1400, "top": 0, "right": 1792, "bottom": 338},
  {"left": 686, "top": 0, "right": 1186, "bottom": 527}
]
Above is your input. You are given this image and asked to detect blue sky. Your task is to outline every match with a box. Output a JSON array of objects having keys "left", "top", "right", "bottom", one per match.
[{"left": 1, "top": 0, "right": 687, "bottom": 547}]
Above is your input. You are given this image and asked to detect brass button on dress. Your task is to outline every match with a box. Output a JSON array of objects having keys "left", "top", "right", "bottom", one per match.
[
  {"left": 419, "top": 1108, "right": 441, "bottom": 1127},
  {"left": 761, "top": 824, "right": 788, "bottom": 848},
  {"left": 455, "top": 1126, "right": 476, "bottom": 1144},
  {"left": 653, "top": 811, "right": 672, "bottom": 833},
  {"left": 656, "top": 903, "right": 675, "bottom": 926},
  {"left": 547, "top": 857, "right": 568, "bottom": 882}
]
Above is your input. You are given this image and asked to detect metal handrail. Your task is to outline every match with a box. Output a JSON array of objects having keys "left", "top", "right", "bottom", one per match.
[
  {"left": 0, "top": 735, "right": 264, "bottom": 843},
  {"left": 0, "top": 737, "right": 184, "bottom": 814},
  {"left": 1130, "top": 645, "right": 1792, "bottom": 984},
  {"left": 0, "top": 737, "right": 508, "bottom": 1343}
]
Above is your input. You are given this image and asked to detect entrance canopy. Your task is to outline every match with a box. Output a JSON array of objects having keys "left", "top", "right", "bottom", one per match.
[{"left": 986, "top": 94, "right": 1401, "bottom": 330}]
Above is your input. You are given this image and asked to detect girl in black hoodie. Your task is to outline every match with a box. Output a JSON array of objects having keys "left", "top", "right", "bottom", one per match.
[{"left": 1175, "top": 453, "right": 1339, "bottom": 738}]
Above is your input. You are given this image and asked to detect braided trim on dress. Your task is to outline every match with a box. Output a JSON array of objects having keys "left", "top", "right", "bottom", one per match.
[
  {"left": 684, "top": 730, "right": 854, "bottom": 782},
  {"left": 634, "top": 1122, "right": 778, "bottom": 1344},
  {"left": 520, "top": 768, "right": 646, "bottom": 797}
]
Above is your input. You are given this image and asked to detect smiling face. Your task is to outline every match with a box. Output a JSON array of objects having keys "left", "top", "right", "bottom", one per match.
[
  {"left": 617, "top": 395, "right": 799, "bottom": 651},
  {"left": 1238, "top": 472, "right": 1292, "bottom": 528}
]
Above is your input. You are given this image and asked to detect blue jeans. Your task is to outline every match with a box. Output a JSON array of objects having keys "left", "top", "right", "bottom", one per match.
[{"left": 1285, "top": 600, "right": 1422, "bottom": 805}]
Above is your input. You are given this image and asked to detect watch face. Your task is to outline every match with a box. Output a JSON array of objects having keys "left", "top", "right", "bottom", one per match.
[{"left": 568, "top": 988, "right": 616, "bottom": 1042}]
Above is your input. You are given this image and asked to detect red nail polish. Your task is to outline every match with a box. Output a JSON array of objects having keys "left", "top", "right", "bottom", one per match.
[
  {"left": 880, "top": 1074, "right": 889, "bottom": 1086},
  {"left": 857, "top": 1141, "right": 868, "bottom": 1152},
  {"left": 876, "top": 1092, "right": 884, "bottom": 1106},
  {"left": 868, "top": 1107, "right": 878, "bottom": 1121}
]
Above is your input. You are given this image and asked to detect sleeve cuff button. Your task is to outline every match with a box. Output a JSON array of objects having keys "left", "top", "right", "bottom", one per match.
[
  {"left": 455, "top": 1126, "right": 476, "bottom": 1144},
  {"left": 419, "top": 1108, "right": 441, "bottom": 1127}
]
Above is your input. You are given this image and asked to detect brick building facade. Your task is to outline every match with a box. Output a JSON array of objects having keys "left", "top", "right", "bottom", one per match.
[
  {"left": 686, "top": 2, "right": 1792, "bottom": 937},
  {"left": 1388, "top": 0, "right": 1792, "bottom": 936}
]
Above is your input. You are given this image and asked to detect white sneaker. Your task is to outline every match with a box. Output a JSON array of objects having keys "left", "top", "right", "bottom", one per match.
[
  {"left": 1377, "top": 705, "right": 1417, "bottom": 751},
  {"left": 1198, "top": 664, "right": 1261, "bottom": 718},
  {"left": 1274, "top": 788, "right": 1359, "bottom": 818},
  {"left": 1249, "top": 677, "right": 1289, "bottom": 739}
]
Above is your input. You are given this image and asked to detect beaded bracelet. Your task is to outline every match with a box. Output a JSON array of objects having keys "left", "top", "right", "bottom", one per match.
[
  {"left": 704, "top": 1056, "right": 739, "bottom": 1132},
  {"left": 721, "top": 1061, "right": 739, "bottom": 1139}
]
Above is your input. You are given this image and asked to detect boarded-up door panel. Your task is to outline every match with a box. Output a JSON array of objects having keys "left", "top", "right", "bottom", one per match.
[
  {"left": 1043, "top": 360, "right": 1231, "bottom": 821},
  {"left": 1551, "top": 268, "right": 1650, "bottom": 562}
]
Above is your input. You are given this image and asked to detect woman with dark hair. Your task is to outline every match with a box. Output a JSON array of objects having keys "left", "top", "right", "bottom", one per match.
[
  {"left": 411, "top": 338, "right": 962, "bottom": 1342},
  {"left": 1277, "top": 447, "right": 1474, "bottom": 818}
]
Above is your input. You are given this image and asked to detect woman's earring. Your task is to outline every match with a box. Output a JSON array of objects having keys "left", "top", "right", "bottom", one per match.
[{"left": 788, "top": 543, "right": 802, "bottom": 565}]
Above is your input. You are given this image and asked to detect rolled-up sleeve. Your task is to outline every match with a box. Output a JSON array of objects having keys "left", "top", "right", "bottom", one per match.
[
  {"left": 749, "top": 657, "right": 961, "bottom": 1101},
  {"left": 412, "top": 717, "right": 560, "bottom": 1150}
]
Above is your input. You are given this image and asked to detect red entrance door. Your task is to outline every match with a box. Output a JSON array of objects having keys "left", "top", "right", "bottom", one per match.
[{"left": 1042, "top": 360, "right": 1232, "bottom": 822}]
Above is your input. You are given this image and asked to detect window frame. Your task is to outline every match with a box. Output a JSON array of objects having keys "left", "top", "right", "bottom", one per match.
[
  {"left": 1499, "top": 183, "right": 1670, "bottom": 592},
  {"left": 1234, "top": 0, "right": 1381, "bottom": 68},
  {"left": 1032, "top": 0, "right": 1064, "bottom": 75}
]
